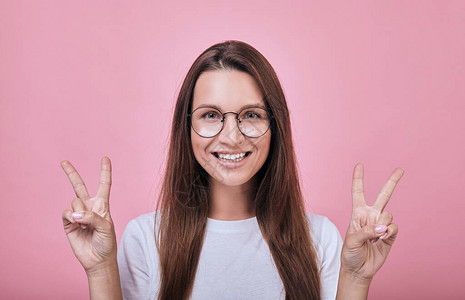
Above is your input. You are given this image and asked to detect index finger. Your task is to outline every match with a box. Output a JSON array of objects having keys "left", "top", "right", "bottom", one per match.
[
  {"left": 60, "top": 160, "right": 90, "bottom": 201},
  {"left": 372, "top": 167, "right": 405, "bottom": 212},
  {"left": 96, "top": 156, "right": 112, "bottom": 201}
]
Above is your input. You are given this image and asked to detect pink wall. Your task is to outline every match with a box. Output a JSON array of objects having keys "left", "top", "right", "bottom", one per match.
[{"left": 1, "top": 1, "right": 464, "bottom": 299}]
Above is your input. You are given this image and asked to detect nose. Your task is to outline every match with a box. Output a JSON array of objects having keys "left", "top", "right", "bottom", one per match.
[{"left": 217, "top": 112, "right": 244, "bottom": 145}]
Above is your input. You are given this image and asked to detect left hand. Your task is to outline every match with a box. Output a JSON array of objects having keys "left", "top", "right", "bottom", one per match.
[{"left": 340, "top": 163, "right": 405, "bottom": 282}]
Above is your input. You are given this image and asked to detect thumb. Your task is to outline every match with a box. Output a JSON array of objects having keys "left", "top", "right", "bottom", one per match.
[
  {"left": 347, "top": 224, "right": 388, "bottom": 247},
  {"left": 71, "top": 211, "right": 113, "bottom": 233}
]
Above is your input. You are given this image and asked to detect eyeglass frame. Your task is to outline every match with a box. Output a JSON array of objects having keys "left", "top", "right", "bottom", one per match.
[{"left": 186, "top": 105, "right": 274, "bottom": 138}]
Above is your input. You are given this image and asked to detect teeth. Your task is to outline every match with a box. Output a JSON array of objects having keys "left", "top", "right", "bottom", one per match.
[
  {"left": 218, "top": 152, "right": 245, "bottom": 159},
  {"left": 216, "top": 152, "right": 248, "bottom": 162}
]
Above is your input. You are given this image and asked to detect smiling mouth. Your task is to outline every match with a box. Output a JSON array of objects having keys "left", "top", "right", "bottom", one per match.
[{"left": 212, "top": 152, "right": 252, "bottom": 162}]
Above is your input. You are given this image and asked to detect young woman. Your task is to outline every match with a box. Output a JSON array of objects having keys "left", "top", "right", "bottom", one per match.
[{"left": 61, "top": 40, "right": 404, "bottom": 300}]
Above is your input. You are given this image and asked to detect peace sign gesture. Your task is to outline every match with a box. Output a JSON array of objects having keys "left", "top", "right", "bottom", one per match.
[
  {"left": 340, "top": 163, "right": 405, "bottom": 282},
  {"left": 61, "top": 157, "right": 118, "bottom": 274}
]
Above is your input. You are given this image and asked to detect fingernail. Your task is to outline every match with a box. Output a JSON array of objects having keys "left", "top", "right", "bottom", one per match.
[
  {"left": 375, "top": 225, "right": 387, "bottom": 233},
  {"left": 80, "top": 224, "right": 87, "bottom": 229},
  {"left": 72, "top": 212, "right": 83, "bottom": 219},
  {"left": 380, "top": 233, "right": 388, "bottom": 240}
]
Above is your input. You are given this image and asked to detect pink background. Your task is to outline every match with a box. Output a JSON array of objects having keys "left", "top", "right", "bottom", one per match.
[{"left": 1, "top": 1, "right": 464, "bottom": 299}]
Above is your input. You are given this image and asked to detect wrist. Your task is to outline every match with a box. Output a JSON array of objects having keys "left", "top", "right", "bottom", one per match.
[
  {"left": 339, "top": 267, "right": 373, "bottom": 287},
  {"left": 85, "top": 256, "right": 123, "bottom": 300},
  {"left": 85, "top": 256, "right": 119, "bottom": 279}
]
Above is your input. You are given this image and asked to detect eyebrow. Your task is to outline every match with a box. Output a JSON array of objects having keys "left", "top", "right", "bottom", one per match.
[{"left": 194, "top": 103, "right": 266, "bottom": 111}]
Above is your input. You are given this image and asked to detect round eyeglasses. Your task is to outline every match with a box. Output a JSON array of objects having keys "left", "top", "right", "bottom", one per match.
[{"left": 187, "top": 106, "right": 272, "bottom": 138}]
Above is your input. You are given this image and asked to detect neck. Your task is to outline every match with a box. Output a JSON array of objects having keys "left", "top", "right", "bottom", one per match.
[{"left": 208, "top": 176, "right": 257, "bottom": 221}]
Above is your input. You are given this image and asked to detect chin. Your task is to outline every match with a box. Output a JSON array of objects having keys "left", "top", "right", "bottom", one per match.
[{"left": 209, "top": 173, "right": 254, "bottom": 187}]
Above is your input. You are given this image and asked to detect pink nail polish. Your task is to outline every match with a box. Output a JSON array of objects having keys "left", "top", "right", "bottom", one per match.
[
  {"left": 375, "top": 225, "right": 387, "bottom": 233},
  {"left": 380, "top": 233, "right": 388, "bottom": 240},
  {"left": 72, "top": 212, "right": 83, "bottom": 219}
]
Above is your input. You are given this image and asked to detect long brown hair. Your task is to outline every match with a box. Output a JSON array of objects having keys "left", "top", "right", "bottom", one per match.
[{"left": 154, "top": 40, "right": 321, "bottom": 300}]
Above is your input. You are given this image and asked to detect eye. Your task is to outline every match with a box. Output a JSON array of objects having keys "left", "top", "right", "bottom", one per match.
[
  {"left": 243, "top": 111, "right": 261, "bottom": 119},
  {"left": 201, "top": 111, "right": 221, "bottom": 120}
]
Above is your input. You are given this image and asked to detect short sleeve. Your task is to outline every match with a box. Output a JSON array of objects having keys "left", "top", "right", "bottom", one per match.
[
  {"left": 117, "top": 219, "right": 152, "bottom": 300},
  {"left": 319, "top": 217, "right": 343, "bottom": 300}
]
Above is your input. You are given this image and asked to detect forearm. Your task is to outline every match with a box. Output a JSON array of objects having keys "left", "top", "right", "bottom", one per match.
[
  {"left": 335, "top": 268, "right": 372, "bottom": 300},
  {"left": 86, "top": 258, "right": 123, "bottom": 300}
]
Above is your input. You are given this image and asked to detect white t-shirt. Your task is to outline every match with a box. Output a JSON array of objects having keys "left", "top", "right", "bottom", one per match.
[{"left": 117, "top": 211, "right": 343, "bottom": 300}]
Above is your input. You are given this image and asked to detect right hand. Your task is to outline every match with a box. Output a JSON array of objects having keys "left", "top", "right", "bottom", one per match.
[{"left": 61, "top": 156, "right": 118, "bottom": 274}]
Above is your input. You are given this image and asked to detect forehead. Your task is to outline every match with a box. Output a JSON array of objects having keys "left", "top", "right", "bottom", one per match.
[{"left": 192, "top": 70, "right": 264, "bottom": 111}]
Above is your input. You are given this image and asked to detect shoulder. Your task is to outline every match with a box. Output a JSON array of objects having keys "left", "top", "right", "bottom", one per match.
[
  {"left": 120, "top": 211, "right": 158, "bottom": 244},
  {"left": 304, "top": 212, "right": 343, "bottom": 258},
  {"left": 125, "top": 211, "right": 156, "bottom": 229},
  {"left": 118, "top": 211, "right": 160, "bottom": 267},
  {"left": 305, "top": 212, "right": 341, "bottom": 239},
  {"left": 305, "top": 213, "right": 343, "bottom": 299},
  {"left": 117, "top": 212, "right": 159, "bottom": 297}
]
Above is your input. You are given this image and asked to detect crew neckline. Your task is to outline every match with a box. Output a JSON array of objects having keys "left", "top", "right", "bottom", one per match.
[{"left": 206, "top": 216, "right": 259, "bottom": 233}]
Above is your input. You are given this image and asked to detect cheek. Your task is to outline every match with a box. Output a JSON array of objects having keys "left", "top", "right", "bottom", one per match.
[
  {"left": 191, "top": 130, "right": 210, "bottom": 161},
  {"left": 258, "top": 134, "right": 271, "bottom": 155},
  {"left": 190, "top": 130, "right": 200, "bottom": 158}
]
